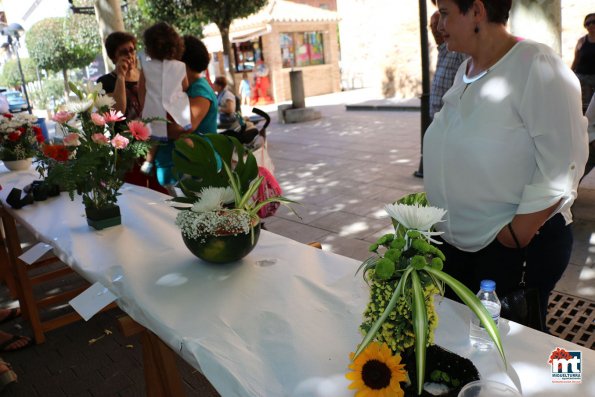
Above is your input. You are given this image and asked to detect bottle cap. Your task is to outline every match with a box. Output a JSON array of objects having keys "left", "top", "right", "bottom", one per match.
[{"left": 480, "top": 279, "right": 496, "bottom": 291}]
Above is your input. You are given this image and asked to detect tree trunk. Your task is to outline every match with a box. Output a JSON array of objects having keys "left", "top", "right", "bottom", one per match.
[
  {"left": 510, "top": 0, "right": 561, "bottom": 55},
  {"left": 93, "top": 0, "right": 125, "bottom": 73},
  {"left": 217, "top": 22, "right": 237, "bottom": 94},
  {"left": 62, "top": 69, "right": 69, "bottom": 101}
]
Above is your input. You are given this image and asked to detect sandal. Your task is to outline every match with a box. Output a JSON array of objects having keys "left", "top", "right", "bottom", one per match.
[
  {"left": 0, "top": 358, "right": 17, "bottom": 390},
  {"left": 0, "top": 335, "right": 32, "bottom": 353},
  {"left": 0, "top": 308, "right": 20, "bottom": 325}
]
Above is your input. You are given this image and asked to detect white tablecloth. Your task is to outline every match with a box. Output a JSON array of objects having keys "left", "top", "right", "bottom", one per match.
[{"left": 1, "top": 166, "right": 593, "bottom": 397}]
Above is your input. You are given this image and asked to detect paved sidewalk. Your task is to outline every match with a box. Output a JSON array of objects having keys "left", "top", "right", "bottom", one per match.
[{"left": 1, "top": 89, "right": 593, "bottom": 396}]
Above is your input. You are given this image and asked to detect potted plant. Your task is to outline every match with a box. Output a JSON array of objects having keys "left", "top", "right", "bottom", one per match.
[
  {"left": 172, "top": 133, "right": 296, "bottom": 264},
  {"left": 0, "top": 112, "right": 45, "bottom": 171},
  {"left": 41, "top": 82, "right": 152, "bottom": 230},
  {"left": 347, "top": 193, "right": 506, "bottom": 397}
]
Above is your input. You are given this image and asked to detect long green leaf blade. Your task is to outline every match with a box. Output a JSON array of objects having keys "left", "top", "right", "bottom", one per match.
[
  {"left": 411, "top": 271, "right": 427, "bottom": 395},
  {"left": 425, "top": 267, "right": 507, "bottom": 365},
  {"left": 354, "top": 267, "right": 413, "bottom": 359}
]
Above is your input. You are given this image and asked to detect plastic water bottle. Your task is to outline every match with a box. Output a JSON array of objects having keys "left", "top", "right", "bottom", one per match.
[{"left": 469, "top": 279, "right": 501, "bottom": 350}]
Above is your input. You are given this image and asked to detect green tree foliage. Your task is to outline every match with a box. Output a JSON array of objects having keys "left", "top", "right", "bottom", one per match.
[
  {"left": 0, "top": 58, "right": 37, "bottom": 88},
  {"left": 25, "top": 16, "right": 101, "bottom": 94},
  {"left": 136, "top": 0, "right": 205, "bottom": 36}
]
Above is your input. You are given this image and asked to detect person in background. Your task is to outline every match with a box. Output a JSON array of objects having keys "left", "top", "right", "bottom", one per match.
[
  {"left": 239, "top": 72, "right": 252, "bottom": 108},
  {"left": 97, "top": 31, "right": 167, "bottom": 194},
  {"left": 138, "top": 22, "right": 191, "bottom": 179},
  {"left": 213, "top": 76, "right": 238, "bottom": 129},
  {"left": 571, "top": 13, "right": 595, "bottom": 114},
  {"left": 429, "top": 0, "right": 466, "bottom": 120},
  {"left": 0, "top": 95, "right": 9, "bottom": 114},
  {"left": 424, "top": 0, "right": 588, "bottom": 329},
  {"left": 154, "top": 35, "right": 218, "bottom": 189},
  {"left": 583, "top": 93, "right": 595, "bottom": 179}
]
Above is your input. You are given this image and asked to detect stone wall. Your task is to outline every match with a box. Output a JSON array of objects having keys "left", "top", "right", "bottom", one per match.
[{"left": 337, "top": 0, "right": 592, "bottom": 98}]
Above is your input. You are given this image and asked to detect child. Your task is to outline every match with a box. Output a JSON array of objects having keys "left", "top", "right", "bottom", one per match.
[
  {"left": 138, "top": 22, "right": 191, "bottom": 175},
  {"left": 239, "top": 72, "right": 251, "bottom": 107}
]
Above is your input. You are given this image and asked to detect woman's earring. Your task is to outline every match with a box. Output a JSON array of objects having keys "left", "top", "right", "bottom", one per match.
[{"left": 474, "top": 25, "right": 479, "bottom": 33}]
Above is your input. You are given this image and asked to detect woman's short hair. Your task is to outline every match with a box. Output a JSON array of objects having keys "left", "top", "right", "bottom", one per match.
[
  {"left": 451, "top": 0, "right": 512, "bottom": 24},
  {"left": 585, "top": 13, "right": 595, "bottom": 26},
  {"left": 105, "top": 32, "right": 137, "bottom": 62},
  {"left": 181, "top": 35, "right": 211, "bottom": 73},
  {"left": 143, "top": 22, "right": 184, "bottom": 61},
  {"left": 214, "top": 76, "right": 227, "bottom": 88}
]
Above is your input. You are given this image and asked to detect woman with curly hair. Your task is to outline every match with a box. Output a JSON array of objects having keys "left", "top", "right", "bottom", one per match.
[{"left": 138, "top": 22, "right": 192, "bottom": 185}]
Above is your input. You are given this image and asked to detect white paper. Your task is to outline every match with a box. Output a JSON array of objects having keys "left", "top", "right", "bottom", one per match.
[
  {"left": 18, "top": 242, "right": 53, "bottom": 265},
  {"left": 69, "top": 282, "right": 117, "bottom": 321}
]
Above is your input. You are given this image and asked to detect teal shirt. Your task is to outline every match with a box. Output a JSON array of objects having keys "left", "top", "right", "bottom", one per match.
[{"left": 187, "top": 77, "right": 218, "bottom": 134}]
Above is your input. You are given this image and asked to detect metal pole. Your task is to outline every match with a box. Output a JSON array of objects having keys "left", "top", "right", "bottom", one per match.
[
  {"left": 414, "top": 0, "right": 431, "bottom": 178},
  {"left": 9, "top": 35, "right": 32, "bottom": 114}
]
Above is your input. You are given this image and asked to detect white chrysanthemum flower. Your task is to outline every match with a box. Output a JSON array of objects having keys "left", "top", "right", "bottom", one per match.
[
  {"left": 67, "top": 99, "right": 94, "bottom": 114},
  {"left": 385, "top": 203, "right": 446, "bottom": 231},
  {"left": 94, "top": 94, "right": 115, "bottom": 110},
  {"left": 191, "top": 187, "right": 235, "bottom": 213}
]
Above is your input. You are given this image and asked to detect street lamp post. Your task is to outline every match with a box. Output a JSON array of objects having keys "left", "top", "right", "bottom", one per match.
[{"left": 2, "top": 23, "right": 32, "bottom": 115}]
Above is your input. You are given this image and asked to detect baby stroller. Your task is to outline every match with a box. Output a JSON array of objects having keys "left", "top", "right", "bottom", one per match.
[{"left": 219, "top": 107, "right": 270, "bottom": 150}]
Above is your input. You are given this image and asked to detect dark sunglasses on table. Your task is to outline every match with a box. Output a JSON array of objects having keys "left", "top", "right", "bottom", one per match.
[{"left": 586, "top": 20, "right": 595, "bottom": 27}]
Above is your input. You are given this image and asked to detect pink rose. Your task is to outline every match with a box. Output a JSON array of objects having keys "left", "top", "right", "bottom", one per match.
[
  {"left": 63, "top": 133, "right": 81, "bottom": 147},
  {"left": 111, "top": 133, "right": 129, "bottom": 149},
  {"left": 103, "top": 110, "right": 126, "bottom": 123},
  {"left": 91, "top": 113, "right": 106, "bottom": 126},
  {"left": 91, "top": 133, "right": 109, "bottom": 145},
  {"left": 127, "top": 120, "right": 150, "bottom": 141},
  {"left": 52, "top": 111, "right": 74, "bottom": 124}
]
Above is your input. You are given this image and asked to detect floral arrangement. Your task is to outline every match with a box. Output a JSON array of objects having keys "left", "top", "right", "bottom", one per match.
[
  {"left": 172, "top": 133, "right": 295, "bottom": 241},
  {"left": 0, "top": 112, "right": 44, "bottom": 161},
  {"left": 42, "top": 82, "right": 152, "bottom": 210},
  {"left": 347, "top": 193, "right": 505, "bottom": 396}
]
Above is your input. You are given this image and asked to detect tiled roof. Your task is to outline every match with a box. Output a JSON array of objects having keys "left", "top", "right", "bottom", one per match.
[{"left": 203, "top": 0, "right": 338, "bottom": 37}]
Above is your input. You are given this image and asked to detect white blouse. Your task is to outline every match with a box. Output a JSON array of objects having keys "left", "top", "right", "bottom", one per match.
[{"left": 423, "top": 39, "right": 589, "bottom": 252}]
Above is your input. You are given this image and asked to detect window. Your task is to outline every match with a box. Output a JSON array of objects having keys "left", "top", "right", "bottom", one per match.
[
  {"left": 233, "top": 38, "right": 263, "bottom": 72},
  {"left": 280, "top": 32, "right": 325, "bottom": 68}
]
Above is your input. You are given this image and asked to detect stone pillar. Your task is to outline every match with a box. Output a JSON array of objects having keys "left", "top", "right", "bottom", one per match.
[
  {"left": 510, "top": 0, "right": 561, "bottom": 55},
  {"left": 93, "top": 0, "right": 125, "bottom": 73},
  {"left": 289, "top": 70, "right": 306, "bottom": 109}
]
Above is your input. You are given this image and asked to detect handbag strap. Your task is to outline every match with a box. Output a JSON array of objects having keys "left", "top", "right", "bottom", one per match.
[{"left": 508, "top": 223, "right": 527, "bottom": 287}]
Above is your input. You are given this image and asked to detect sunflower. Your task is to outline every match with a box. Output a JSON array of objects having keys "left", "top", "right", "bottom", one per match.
[{"left": 346, "top": 341, "right": 408, "bottom": 397}]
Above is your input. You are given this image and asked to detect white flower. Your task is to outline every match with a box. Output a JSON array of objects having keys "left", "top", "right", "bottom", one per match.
[
  {"left": 191, "top": 187, "right": 235, "bottom": 213},
  {"left": 67, "top": 99, "right": 94, "bottom": 114},
  {"left": 94, "top": 94, "right": 115, "bottom": 110},
  {"left": 385, "top": 203, "right": 446, "bottom": 231}
]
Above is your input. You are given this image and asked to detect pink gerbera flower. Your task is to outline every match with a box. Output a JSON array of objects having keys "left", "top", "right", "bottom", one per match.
[
  {"left": 103, "top": 110, "right": 126, "bottom": 123},
  {"left": 63, "top": 133, "right": 81, "bottom": 147},
  {"left": 127, "top": 120, "right": 150, "bottom": 141},
  {"left": 91, "top": 113, "right": 106, "bottom": 126},
  {"left": 52, "top": 111, "right": 74, "bottom": 124},
  {"left": 111, "top": 133, "right": 129, "bottom": 149},
  {"left": 91, "top": 133, "right": 110, "bottom": 145}
]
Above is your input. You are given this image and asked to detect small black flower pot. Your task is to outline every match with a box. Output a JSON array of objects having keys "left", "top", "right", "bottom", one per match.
[
  {"left": 182, "top": 223, "right": 261, "bottom": 264},
  {"left": 85, "top": 205, "right": 121, "bottom": 230},
  {"left": 31, "top": 182, "right": 49, "bottom": 201},
  {"left": 47, "top": 184, "right": 60, "bottom": 197}
]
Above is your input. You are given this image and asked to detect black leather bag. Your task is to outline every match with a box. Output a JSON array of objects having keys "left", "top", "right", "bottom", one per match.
[{"left": 500, "top": 256, "right": 545, "bottom": 332}]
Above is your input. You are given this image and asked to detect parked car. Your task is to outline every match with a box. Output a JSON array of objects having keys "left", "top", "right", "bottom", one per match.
[{"left": 1, "top": 90, "right": 28, "bottom": 113}]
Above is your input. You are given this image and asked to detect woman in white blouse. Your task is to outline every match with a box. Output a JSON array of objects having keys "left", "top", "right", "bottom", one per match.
[{"left": 423, "top": 0, "right": 589, "bottom": 328}]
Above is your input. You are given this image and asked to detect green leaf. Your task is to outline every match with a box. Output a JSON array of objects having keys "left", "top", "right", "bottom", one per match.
[
  {"left": 354, "top": 267, "right": 413, "bottom": 359},
  {"left": 411, "top": 271, "right": 428, "bottom": 395},
  {"left": 425, "top": 267, "right": 507, "bottom": 365}
]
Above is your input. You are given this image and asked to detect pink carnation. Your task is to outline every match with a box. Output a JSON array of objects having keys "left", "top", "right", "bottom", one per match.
[
  {"left": 91, "top": 113, "right": 106, "bottom": 126},
  {"left": 63, "top": 133, "right": 81, "bottom": 147},
  {"left": 111, "top": 133, "right": 129, "bottom": 149},
  {"left": 91, "top": 133, "right": 109, "bottom": 145},
  {"left": 103, "top": 110, "right": 126, "bottom": 123},
  {"left": 127, "top": 120, "right": 150, "bottom": 141},
  {"left": 52, "top": 111, "right": 74, "bottom": 124}
]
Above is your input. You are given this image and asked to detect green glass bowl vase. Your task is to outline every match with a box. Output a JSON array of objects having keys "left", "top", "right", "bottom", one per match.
[{"left": 182, "top": 222, "right": 261, "bottom": 264}]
